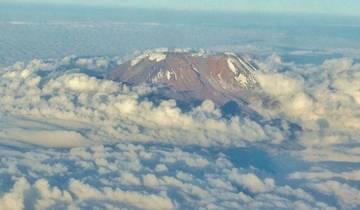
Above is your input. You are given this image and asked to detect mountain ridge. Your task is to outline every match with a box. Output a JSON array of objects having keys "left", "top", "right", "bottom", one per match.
[{"left": 106, "top": 50, "right": 269, "bottom": 107}]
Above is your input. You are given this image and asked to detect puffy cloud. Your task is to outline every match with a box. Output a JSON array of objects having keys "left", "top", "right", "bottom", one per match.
[
  {"left": 0, "top": 141, "right": 339, "bottom": 210},
  {"left": 68, "top": 179, "right": 174, "bottom": 210},
  {"left": 275, "top": 186, "right": 314, "bottom": 203},
  {"left": 229, "top": 170, "right": 275, "bottom": 193},
  {"left": 255, "top": 72, "right": 304, "bottom": 97},
  {"left": 75, "top": 57, "right": 109, "bottom": 69},
  {"left": 45, "top": 73, "right": 118, "bottom": 93},
  {"left": 295, "top": 146, "right": 360, "bottom": 163},
  {"left": 310, "top": 181, "right": 360, "bottom": 208},
  {"left": 161, "top": 149, "right": 209, "bottom": 168},
  {"left": 33, "top": 179, "right": 73, "bottom": 210},
  {"left": 0, "top": 58, "right": 282, "bottom": 148},
  {"left": 155, "top": 164, "right": 168, "bottom": 172},
  {"left": 289, "top": 169, "right": 360, "bottom": 181},
  {"left": 0, "top": 178, "right": 30, "bottom": 210},
  {"left": 142, "top": 174, "right": 160, "bottom": 188},
  {"left": 118, "top": 172, "right": 142, "bottom": 186},
  {"left": 254, "top": 67, "right": 316, "bottom": 121},
  {"left": 0, "top": 53, "right": 359, "bottom": 210},
  {"left": 254, "top": 56, "right": 360, "bottom": 150}
]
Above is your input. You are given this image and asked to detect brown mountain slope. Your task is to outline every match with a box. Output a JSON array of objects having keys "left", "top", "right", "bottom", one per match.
[{"left": 107, "top": 51, "right": 266, "bottom": 105}]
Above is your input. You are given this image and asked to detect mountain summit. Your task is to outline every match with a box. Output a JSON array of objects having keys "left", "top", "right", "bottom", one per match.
[{"left": 107, "top": 50, "right": 265, "bottom": 106}]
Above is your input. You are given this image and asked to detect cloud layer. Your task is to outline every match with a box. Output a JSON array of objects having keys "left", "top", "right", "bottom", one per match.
[
  {"left": 0, "top": 142, "right": 340, "bottom": 210},
  {"left": 0, "top": 53, "right": 359, "bottom": 209},
  {"left": 0, "top": 57, "right": 285, "bottom": 148}
]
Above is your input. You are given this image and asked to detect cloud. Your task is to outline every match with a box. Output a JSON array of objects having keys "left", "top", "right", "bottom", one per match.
[
  {"left": 295, "top": 147, "right": 360, "bottom": 163},
  {"left": 69, "top": 179, "right": 175, "bottom": 210},
  {"left": 0, "top": 178, "right": 30, "bottom": 210},
  {"left": 289, "top": 169, "right": 360, "bottom": 181},
  {"left": 310, "top": 181, "right": 360, "bottom": 208},
  {"left": 2, "top": 51, "right": 358, "bottom": 151},
  {"left": 33, "top": 179, "right": 73, "bottom": 210},
  {"left": 75, "top": 57, "right": 109, "bottom": 69},
  {"left": 0, "top": 58, "right": 284, "bottom": 148},
  {"left": 229, "top": 170, "right": 275, "bottom": 193},
  {"left": 254, "top": 56, "right": 360, "bottom": 140},
  {"left": 255, "top": 72, "right": 303, "bottom": 97},
  {"left": 0, "top": 140, "right": 341, "bottom": 210},
  {"left": 0, "top": 53, "right": 359, "bottom": 209},
  {"left": 0, "top": 129, "right": 89, "bottom": 148}
]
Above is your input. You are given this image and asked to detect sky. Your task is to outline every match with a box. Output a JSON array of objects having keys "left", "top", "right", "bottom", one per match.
[{"left": 1, "top": 0, "right": 360, "bottom": 16}]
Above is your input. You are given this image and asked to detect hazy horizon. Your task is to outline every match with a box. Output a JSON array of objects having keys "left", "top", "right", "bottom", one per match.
[{"left": 1, "top": 0, "right": 360, "bottom": 16}]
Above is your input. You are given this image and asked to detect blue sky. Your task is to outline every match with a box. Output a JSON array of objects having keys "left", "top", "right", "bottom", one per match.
[{"left": 1, "top": 0, "right": 360, "bottom": 16}]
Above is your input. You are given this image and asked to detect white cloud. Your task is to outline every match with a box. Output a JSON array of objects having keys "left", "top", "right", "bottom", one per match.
[
  {"left": 0, "top": 129, "right": 89, "bottom": 148},
  {"left": 229, "top": 170, "right": 275, "bottom": 193},
  {"left": 0, "top": 58, "right": 283, "bottom": 148},
  {"left": 0, "top": 178, "right": 30, "bottom": 210},
  {"left": 142, "top": 174, "right": 160, "bottom": 188},
  {"left": 289, "top": 169, "right": 360, "bottom": 181},
  {"left": 0, "top": 140, "right": 340, "bottom": 210},
  {"left": 155, "top": 164, "right": 168, "bottom": 172},
  {"left": 0, "top": 53, "right": 359, "bottom": 210},
  {"left": 254, "top": 56, "right": 360, "bottom": 150},
  {"left": 118, "top": 172, "right": 142, "bottom": 186},
  {"left": 296, "top": 147, "right": 360, "bottom": 163},
  {"left": 69, "top": 179, "right": 175, "bottom": 210},
  {"left": 255, "top": 72, "right": 303, "bottom": 97},
  {"left": 33, "top": 179, "right": 73, "bottom": 210},
  {"left": 310, "top": 181, "right": 360, "bottom": 208}
]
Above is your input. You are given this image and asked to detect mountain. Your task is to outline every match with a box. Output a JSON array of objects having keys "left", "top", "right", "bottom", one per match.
[{"left": 106, "top": 50, "right": 270, "bottom": 109}]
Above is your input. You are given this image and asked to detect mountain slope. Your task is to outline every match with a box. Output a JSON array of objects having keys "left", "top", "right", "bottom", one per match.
[{"left": 107, "top": 50, "right": 266, "bottom": 106}]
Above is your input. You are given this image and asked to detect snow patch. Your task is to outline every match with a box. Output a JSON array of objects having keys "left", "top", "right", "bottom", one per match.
[
  {"left": 227, "top": 58, "right": 239, "bottom": 75},
  {"left": 225, "top": 52, "right": 237, "bottom": 57},
  {"left": 238, "top": 57, "right": 256, "bottom": 72},
  {"left": 148, "top": 52, "right": 167, "bottom": 62},
  {"left": 131, "top": 50, "right": 167, "bottom": 66},
  {"left": 174, "top": 48, "right": 191, "bottom": 53},
  {"left": 152, "top": 70, "right": 177, "bottom": 82},
  {"left": 227, "top": 57, "right": 256, "bottom": 88},
  {"left": 131, "top": 54, "right": 147, "bottom": 66},
  {"left": 235, "top": 74, "right": 249, "bottom": 87}
]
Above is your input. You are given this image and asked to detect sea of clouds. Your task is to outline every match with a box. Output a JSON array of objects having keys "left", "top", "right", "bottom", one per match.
[{"left": 0, "top": 52, "right": 359, "bottom": 209}]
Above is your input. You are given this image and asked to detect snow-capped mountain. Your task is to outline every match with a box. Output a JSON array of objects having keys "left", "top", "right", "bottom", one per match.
[{"left": 107, "top": 50, "right": 265, "bottom": 106}]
